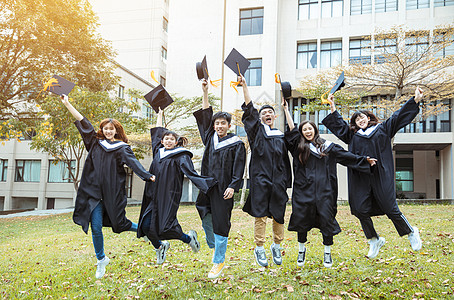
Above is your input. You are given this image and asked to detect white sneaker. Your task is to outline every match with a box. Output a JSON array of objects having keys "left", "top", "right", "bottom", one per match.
[
  {"left": 254, "top": 247, "right": 268, "bottom": 267},
  {"left": 367, "top": 237, "right": 386, "bottom": 259},
  {"left": 156, "top": 241, "right": 170, "bottom": 264},
  {"left": 323, "top": 252, "right": 333, "bottom": 268},
  {"left": 270, "top": 243, "right": 282, "bottom": 265},
  {"left": 297, "top": 249, "right": 306, "bottom": 267},
  {"left": 208, "top": 262, "right": 225, "bottom": 279},
  {"left": 188, "top": 230, "right": 200, "bottom": 253},
  {"left": 95, "top": 256, "right": 110, "bottom": 279},
  {"left": 408, "top": 227, "right": 422, "bottom": 251}
]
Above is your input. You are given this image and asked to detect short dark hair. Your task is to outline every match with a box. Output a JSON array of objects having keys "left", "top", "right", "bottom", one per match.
[
  {"left": 212, "top": 111, "right": 232, "bottom": 124},
  {"left": 259, "top": 104, "right": 275, "bottom": 114}
]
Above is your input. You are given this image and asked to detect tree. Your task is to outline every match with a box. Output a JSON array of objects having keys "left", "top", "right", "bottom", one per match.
[
  {"left": 297, "top": 25, "right": 453, "bottom": 120},
  {"left": 0, "top": 0, "right": 118, "bottom": 132},
  {"left": 29, "top": 88, "right": 148, "bottom": 191}
]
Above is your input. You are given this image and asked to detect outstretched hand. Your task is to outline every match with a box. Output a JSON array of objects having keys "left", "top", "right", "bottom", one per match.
[
  {"left": 414, "top": 86, "right": 423, "bottom": 103},
  {"left": 60, "top": 94, "right": 69, "bottom": 105},
  {"left": 150, "top": 175, "right": 156, "bottom": 182},
  {"left": 281, "top": 96, "right": 288, "bottom": 109},
  {"left": 238, "top": 74, "right": 246, "bottom": 87},
  {"left": 327, "top": 94, "right": 336, "bottom": 113},
  {"left": 201, "top": 78, "right": 208, "bottom": 93},
  {"left": 366, "top": 157, "right": 377, "bottom": 166}
]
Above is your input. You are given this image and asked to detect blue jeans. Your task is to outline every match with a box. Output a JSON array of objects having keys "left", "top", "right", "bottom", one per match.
[
  {"left": 90, "top": 201, "right": 137, "bottom": 260},
  {"left": 202, "top": 214, "right": 229, "bottom": 264}
]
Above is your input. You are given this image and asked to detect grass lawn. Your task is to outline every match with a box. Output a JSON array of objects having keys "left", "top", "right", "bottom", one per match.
[{"left": 0, "top": 204, "right": 453, "bottom": 299}]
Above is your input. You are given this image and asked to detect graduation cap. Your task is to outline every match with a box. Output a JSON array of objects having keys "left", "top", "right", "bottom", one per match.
[
  {"left": 275, "top": 73, "right": 292, "bottom": 99},
  {"left": 196, "top": 55, "right": 208, "bottom": 80},
  {"left": 329, "top": 71, "right": 345, "bottom": 94},
  {"left": 224, "top": 48, "right": 250, "bottom": 76},
  {"left": 43, "top": 75, "right": 75, "bottom": 96},
  {"left": 321, "top": 72, "right": 345, "bottom": 104},
  {"left": 144, "top": 85, "right": 174, "bottom": 113}
]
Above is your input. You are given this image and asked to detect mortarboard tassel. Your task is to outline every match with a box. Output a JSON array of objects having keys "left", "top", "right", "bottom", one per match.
[
  {"left": 150, "top": 71, "right": 160, "bottom": 84},
  {"left": 275, "top": 73, "right": 281, "bottom": 84},
  {"left": 204, "top": 67, "right": 222, "bottom": 88},
  {"left": 229, "top": 62, "right": 242, "bottom": 93},
  {"left": 36, "top": 77, "right": 61, "bottom": 100}
]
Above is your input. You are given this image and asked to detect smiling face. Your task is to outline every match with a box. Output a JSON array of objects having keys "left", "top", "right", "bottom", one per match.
[
  {"left": 260, "top": 108, "right": 276, "bottom": 128},
  {"left": 355, "top": 113, "right": 370, "bottom": 130},
  {"left": 161, "top": 134, "right": 178, "bottom": 150},
  {"left": 102, "top": 122, "right": 117, "bottom": 141},
  {"left": 301, "top": 122, "right": 315, "bottom": 141},
  {"left": 213, "top": 117, "right": 231, "bottom": 138}
]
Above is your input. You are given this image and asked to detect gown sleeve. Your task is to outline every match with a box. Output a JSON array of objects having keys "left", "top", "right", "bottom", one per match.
[
  {"left": 150, "top": 127, "right": 167, "bottom": 156},
  {"left": 331, "top": 143, "right": 371, "bottom": 173},
  {"left": 179, "top": 154, "right": 217, "bottom": 194},
  {"left": 74, "top": 117, "right": 97, "bottom": 151},
  {"left": 322, "top": 110, "right": 353, "bottom": 144},
  {"left": 122, "top": 146, "right": 154, "bottom": 181},
  {"left": 284, "top": 126, "right": 301, "bottom": 154},
  {"left": 228, "top": 142, "right": 247, "bottom": 192},
  {"left": 193, "top": 107, "right": 214, "bottom": 146},
  {"left": 241, "top": 102, "right": 261, "bottom": 146},
  {"left": 381, "top": 96, "right": 420, "bottom": 138}
]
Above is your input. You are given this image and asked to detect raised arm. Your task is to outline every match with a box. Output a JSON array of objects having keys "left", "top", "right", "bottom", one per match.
[
  {"left": 156, "top": 108, "right": 163, "bottom": 127},
  {"left": 282, "top": 96, "right": 295, "bottom": 131},
  {"left": 60, "top": 94, "right": 83, "bottom": 121},
  {"left": 202, "top": 79, "right": 209, "bottom": 109},
  {"left": 239, "top": 75, "right": 252, "bottom": 105},
  {"left": 327, "top": 94, "right": 336, "bottom": 113}
]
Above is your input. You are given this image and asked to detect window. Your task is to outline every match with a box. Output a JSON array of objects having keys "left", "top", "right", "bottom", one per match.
[
  {"left": 298, "top": 0, "right": 319, "bottom": 20},
  {"left": 349, "top": 38, "right": 371, "bottom": 64},
  {"left": 374, "top": 38, "right": 397, "bottom": 63},
  {"left": 163, "top": 17, "right": 168, "bottom": 32},
  {"left": 125, "top": 168, "right": 133, "bottom": 198},
  {"left": 350, "top": 0, "right": 372, "bottom": 15},
  {"left": 297, "top": 42, "right": 317, "bottom": 69},
  {"left": 395, "top": 154, "right": 414, "bottom": 192},
  {"left": 322, "top": 0, "right": 343, "bottom": 18},
  {"left": 118, "top": 85, "right": 125, "bottom": 99},
  {"left": 434, "top": 33, "right": 454, "bottom": 58},
  {"left": 406, "top": 34, "right": 429, "bottom": 60},
  {"left": 375, "top": 0, "right": 398, "bottom": 12},
  {"left": 235, "top": 126, "right": 247, "bottom": 137},
  {"left": 161, "top": 46, "right": 167, "bottom": 60},
  {"left": 160, "top": 76, "right": 166, "bottom": 87},
  {"left": 143, "top": 104, "right": 153, "bottom": 121},
  {"left": 244, "top": 58, "right": 262, "bottom": 86},
  {"left": 406, "top": 0, "right": 429, "bottom": 10},
  {"left": 239, "top": 8, "right": 264, "bottom": 35},
  {"left": 48, "top": 160, "right": 75, "bottom": 183},
  {"left": 0, "top": 159, "right": 7, "bottom": 181},
  {"left": 320, "top": 41, "right": 342, "bottom": 68},
  {"left": 15, "top": 160, "right": 41, "bottom": 182},
  {"left": 434, "top": 0, "right": 454, "bottom": 6}
]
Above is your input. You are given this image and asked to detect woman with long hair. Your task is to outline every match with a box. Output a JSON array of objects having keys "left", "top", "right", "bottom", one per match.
[
  {"left": 61, "top": 95, "right": 155, "bottom": 279},
  {"left": 322, "top": 88, "right": 423, "bottom": 259},
  {"left": 283, "top": 99, "right": 376, "bottom": 268}
]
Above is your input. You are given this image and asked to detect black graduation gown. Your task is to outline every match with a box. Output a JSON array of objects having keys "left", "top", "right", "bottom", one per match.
[
  {"left": 322, "top": 97, "right": 419, "bottom": 217},
  {"left": 241, "top": 102, "right": 292, "bottom": 224},
  {"left": 137, "top": 127, "right": 217, "bottom": 241},
  {"left": 285, "top": 127, "right": 372, "bottom": 236},
  {"left": 193, "top": 107, "right": 246, "bottom": 237},
  {"left": 73, "top": 118, "right": 153, "bottom": 234}
]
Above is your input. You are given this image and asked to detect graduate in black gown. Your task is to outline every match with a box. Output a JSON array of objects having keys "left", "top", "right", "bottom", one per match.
[
  {"left": 239, "top": 75, "right": 292, "bottom": 267},
  {"left": 193, "top": 79, "right": 246, "bottom": 278},
  {"left": 322, "top": 88, "right": 424, "bottom": 259},
  {"left": 282, "top": 98, "right": 376, "bottom": 268},
  {"left": 137, "top": 108, "right": 217, "bottom": 265},
  {"left": 60, "top": 95, "right": 155, "bottom": 279}
]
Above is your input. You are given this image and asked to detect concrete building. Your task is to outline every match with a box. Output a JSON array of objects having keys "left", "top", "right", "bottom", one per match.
[{"left": 166, "top": 0, "right": 454, "bottom": 200}]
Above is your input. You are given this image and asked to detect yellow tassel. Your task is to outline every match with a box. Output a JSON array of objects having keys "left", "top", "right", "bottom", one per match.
[
  {"left": 210, "top": 79, "right": 222, "bottom": 88},
  {"left": 42, "top": 77, "right": 60, "bottom": 92},
  {"left": 275, "top": 73, "right": 281, "bottom": 84},
  {"left": 150, "top": 71, "right": 160, "bottom": 84},
  {"left": 230, "top": 81, "right": 240, "bottom": 93},
  {"left": 321, "top": 91, "right": 330, "bottom": 104}
]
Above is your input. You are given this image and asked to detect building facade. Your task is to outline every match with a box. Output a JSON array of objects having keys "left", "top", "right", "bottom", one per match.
[{"left": 166, "top": 0, "right": 454, "bottom": 200}]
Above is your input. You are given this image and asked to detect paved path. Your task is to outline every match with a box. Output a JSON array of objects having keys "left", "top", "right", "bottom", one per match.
[{"left": 0, "top": 208, "right": 74, "bottom": 219}]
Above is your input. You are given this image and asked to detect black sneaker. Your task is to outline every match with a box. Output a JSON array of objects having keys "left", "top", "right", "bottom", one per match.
[
  {"left": 188, "top": 230, "right": 200, "bottom": 253},
  {"left": 297, "top": 249, "right": 306, "bottom": 267},
  {"left": 323, "top": 252, "right": 332, "bottom": 268}
]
